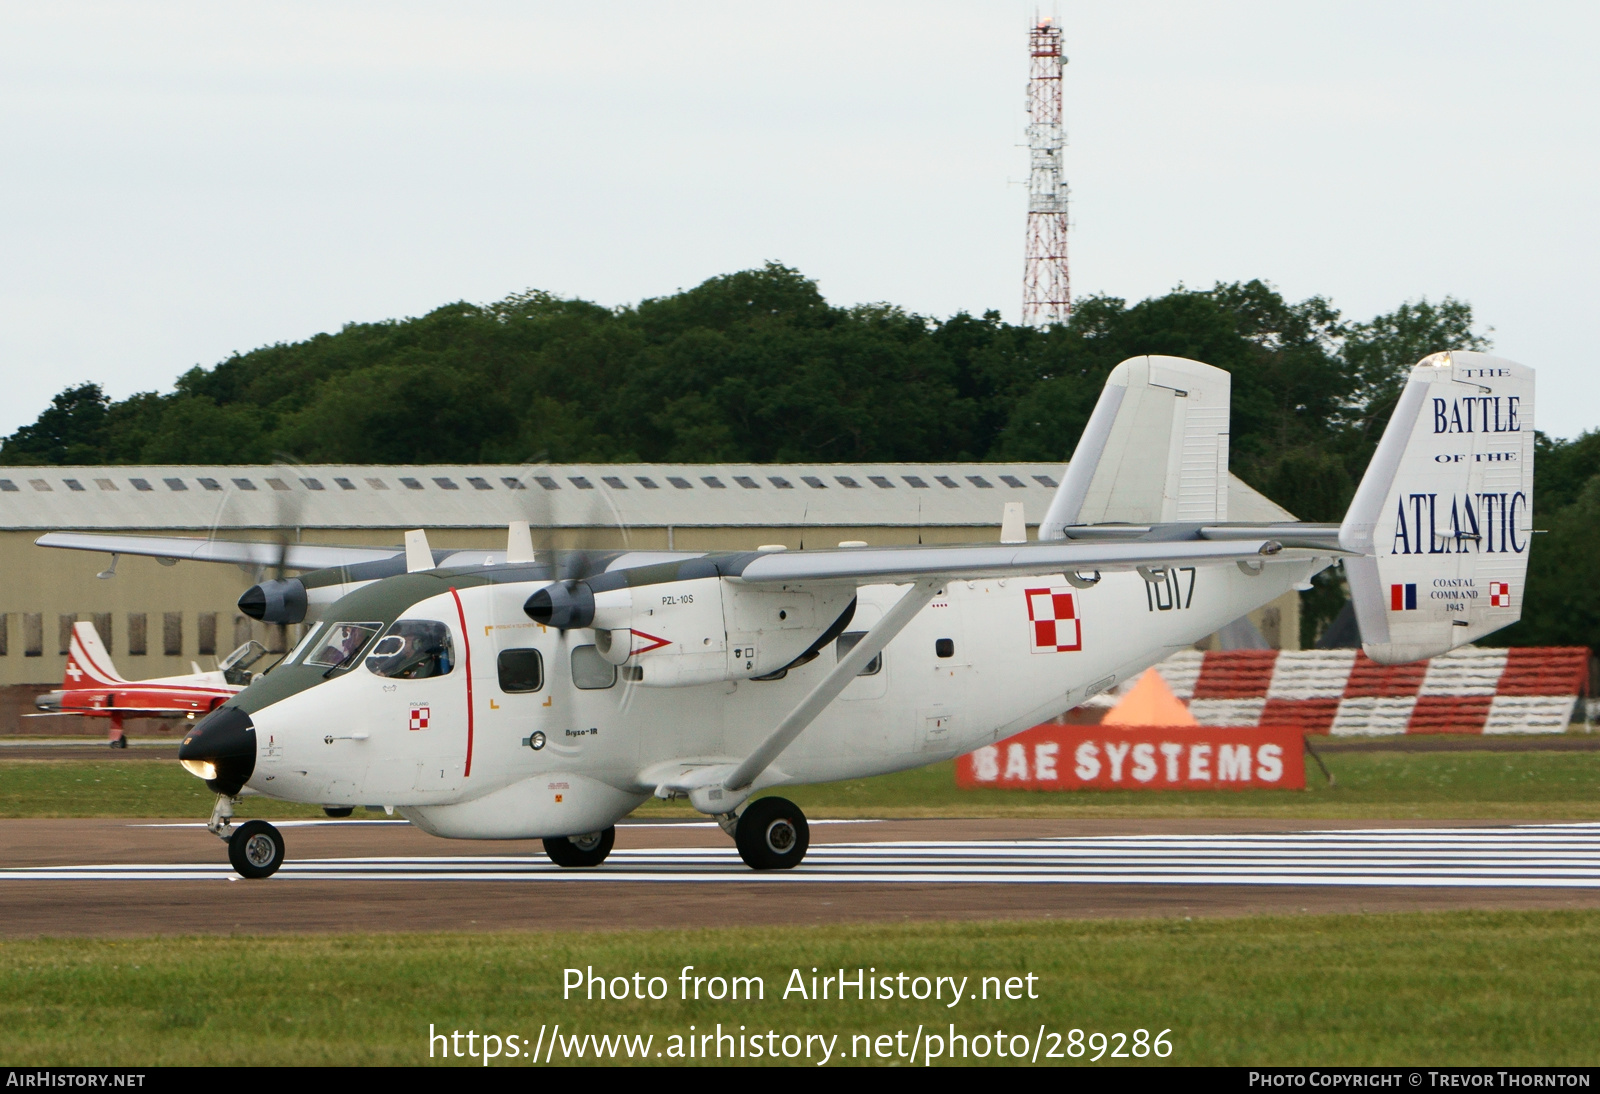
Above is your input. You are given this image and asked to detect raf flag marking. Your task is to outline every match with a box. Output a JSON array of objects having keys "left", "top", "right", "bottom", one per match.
[{"left": 1390, "top": 583, "right": 1418, "bottom": 611}]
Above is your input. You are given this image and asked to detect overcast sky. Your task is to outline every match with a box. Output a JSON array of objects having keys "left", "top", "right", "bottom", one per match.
[{"left": 2, "top": 1, "right": 1595, "bottom": 440}]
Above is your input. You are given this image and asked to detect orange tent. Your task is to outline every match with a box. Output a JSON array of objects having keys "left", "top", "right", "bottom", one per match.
[{"left": 1102, "top": 668, "right": 1197, "bottom": 727}]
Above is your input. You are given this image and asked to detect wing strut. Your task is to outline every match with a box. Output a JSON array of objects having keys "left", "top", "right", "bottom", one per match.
[{"left": 659, "top": 578, "right": 942, "bottom": 814}]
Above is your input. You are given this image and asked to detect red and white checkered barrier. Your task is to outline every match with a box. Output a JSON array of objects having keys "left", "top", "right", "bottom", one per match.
[{"left": 1145, "top": 647, "right": 1588, "bottom": 736}]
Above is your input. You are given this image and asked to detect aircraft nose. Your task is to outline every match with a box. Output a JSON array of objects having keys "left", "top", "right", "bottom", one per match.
[{"left": 178, "top": 705, "right": 256, "bottom": 795}]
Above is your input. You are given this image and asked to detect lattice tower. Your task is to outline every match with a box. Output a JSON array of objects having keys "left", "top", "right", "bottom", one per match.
[{"left": 1022, "top": 17, "right": 1070, "bottom": 326}]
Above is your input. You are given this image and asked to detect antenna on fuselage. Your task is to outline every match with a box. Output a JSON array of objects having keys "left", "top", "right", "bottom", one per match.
[
  {"left": 506, "top": 521, "right": 535, "bottom": 564},
  {"left": 404, "top": 529, "right": 434, "bottom": 573}
]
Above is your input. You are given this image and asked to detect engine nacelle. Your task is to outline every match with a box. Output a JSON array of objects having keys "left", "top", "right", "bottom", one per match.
[{"left": 524, "top": 577, "right": 855, "bottom": 687}]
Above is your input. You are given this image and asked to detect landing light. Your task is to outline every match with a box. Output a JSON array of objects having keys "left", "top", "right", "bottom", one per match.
[{"left": 180, "top": 759, "right": 217, "bottom": 781}]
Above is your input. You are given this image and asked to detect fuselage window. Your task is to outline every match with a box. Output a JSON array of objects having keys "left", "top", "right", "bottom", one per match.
[
  {"left": 366, "top": 620, "right": 455, "bottom": 679},
  {"left": 498, "top": 648, "right": 545, "bottom": 693},
  {"left": 571, "top": 644, "right": 617, "bottom": 690},
  {"left": 835, "top": 631, "right": 882, "bottom": 676},
  {"left": 936, "top": 638, "right": 955, "bottom": 658},
  {"left": 305, "top": 622, "right": 383, "bottom": 672}
]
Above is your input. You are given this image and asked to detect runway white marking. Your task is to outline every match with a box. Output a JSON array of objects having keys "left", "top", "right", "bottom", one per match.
[{"left": 11, "top": 823, "right": 1600, "bottom": 887}]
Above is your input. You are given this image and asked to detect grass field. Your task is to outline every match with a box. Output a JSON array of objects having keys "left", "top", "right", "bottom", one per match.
[
  {"left": 0, "top": 911, "right": 1596, "bottom": 1065},
  {"left": 2, "top": 743, "right": 1598, "bottom": 820}
]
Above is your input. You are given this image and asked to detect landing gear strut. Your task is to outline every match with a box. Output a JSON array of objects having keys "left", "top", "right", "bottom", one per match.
[
  {"left": 733, "top": 797, "right": 809, "bottom": 870},
  {"left": 207, "top": 793, "right": 286, "bottom": 879},
  {"left": 544, "top": 826, "right": 615, "bottom": 868}
]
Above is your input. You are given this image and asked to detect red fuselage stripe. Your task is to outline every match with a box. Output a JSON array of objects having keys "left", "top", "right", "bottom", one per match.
[{"left": 450, "top": 587, "right": 474, "bottom": 778}]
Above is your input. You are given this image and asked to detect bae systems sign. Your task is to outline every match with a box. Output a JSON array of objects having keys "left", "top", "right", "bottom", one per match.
[{"left": 957, "top": 725, "right": 1306, "bottom": 791}]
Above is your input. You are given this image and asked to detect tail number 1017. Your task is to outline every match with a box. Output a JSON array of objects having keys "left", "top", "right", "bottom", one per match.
[{"left": 1145, "top": 567, "right": 1196, "bottom": 612}]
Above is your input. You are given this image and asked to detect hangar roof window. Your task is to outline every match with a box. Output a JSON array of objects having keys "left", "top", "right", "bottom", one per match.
[
  {"left": 300, "top": 478, "right": 324, "bottom": 491},
  {"left": 635, "top": 476, "right": 659, "bottom": 489},
  {"left": 701, "top": 476, "right": 726, "bottom": 489},
  {"left": 199, "top": 478, "right": 223, "bottom": 491},
  {"left": 400, "top": 477, "right": 424, "bottom": 490},
  {"left": 802, "top": 476, "right": 826, "bottom": 489},
  {"left": 266, "top": 478, "right": 289, "bottom": 491},
  {"left": 64, "top": 479, "right": 85, "bottom": 492},
  {"left": 433, "top": 477, "right": 458, "bottom": 490},
  {"left": 768, "top": 476, "right": 793, "bottom": 489},
  {"left": 335, "top": 478, "right": 357, "bottom": 490},
  {"left": 366, "top": 478, "right": 389, "bottom": 490},
  {"left": 602, "top": 476, "right": 626, "bottom": 489},
  {"left": 131, "top": 479, "right": 153, "bottom": 491},
  {"left": 869, "top": 476, "right": 894, "bottom": 488},
  {"left": 232, "top": 478, "right": 256, "bottom": 491},
  {"left": 1033, "top": 474, "right": 1059, "bottom": 488},
  {"left": 734, "top": 476, "right": 759, "bottom": 489},
  {"left": 467, "top": 477, "right": 492, "bottom": 490},
  {"left": 569, "top": 476, "right": 594, "bottom": 490},
  {"left": 935, "top": 476, "right": 958, "bottom": 489},
  {"left": 30, "top": 479, "right": 51, "bottom": 491},
  {"left": 966, "top": 476, "right": 993, "bottom": 488},
  {"left": 902, "top": 475, "right": 928, "bottom": 488},
  {"left": 667, "top": 477, "right": 692, "bottom": 489},
  {"left": 1000, "top": 475, "right": 1025, "bottom": 488},
  {"left": 95, "top": 479, "right": 116, "bottom": 491},
  {"left": 500, "top": 477, "right": 524, "bottom": 490},
  {"left": 0, "top": 480, "right": 16, "bottom": 492},
  {"left": 165, "top": 478, "right": 188, "bottom": 491},
  {"left": 534, "top": 476, "right": 559, "bottom": 490},
  {"left": 835, "top": 476, "right": 861, "bottom": 488}
]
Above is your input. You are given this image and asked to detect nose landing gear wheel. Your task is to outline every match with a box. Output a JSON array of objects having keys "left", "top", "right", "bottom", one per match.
[
  {"left": 734, "top": 796, "right": 809, "bottom": 870},
  {"left": 543, "top": 826, "right": 616, "bottom": 868},
  {"left": 322, "top": 806, "right": 354, "bottom": 818},
  {"left": 228, "top": 820, "right": 286, "bottom": 879}
]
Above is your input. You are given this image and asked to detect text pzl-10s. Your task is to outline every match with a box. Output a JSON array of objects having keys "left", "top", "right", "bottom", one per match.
[{"left": 40, "top": 352, "right": 1535, "bottom": 878}]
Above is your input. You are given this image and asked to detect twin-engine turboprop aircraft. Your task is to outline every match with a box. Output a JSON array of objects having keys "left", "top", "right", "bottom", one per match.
[
  {"left": 31, "top": 621, "right": 262, "bottom": 747},
  {"left": 39, "top": 352, "right": 1536, "bottom": 878}
]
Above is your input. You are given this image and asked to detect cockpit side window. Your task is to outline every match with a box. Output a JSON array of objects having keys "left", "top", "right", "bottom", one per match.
[
  {"left": 365, "top": 620, "right": 455, "bottom": 679},
  {"left": 286, "top": 624, "right": 325, "bottom": 665},
  {"left": 305, "top": 622, "right": 383, "bottom": 674}
]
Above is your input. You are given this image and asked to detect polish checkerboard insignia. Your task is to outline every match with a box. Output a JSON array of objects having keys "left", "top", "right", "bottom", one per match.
[
  {"left": 1490, "top": 581, "right": 1511, "bottom": 607},
  {"left": 1025, "top": 587, "right": 1081, "bottom": 653},
  {"left": 409, "top": 705, "right": 430, "bottom": 731}
]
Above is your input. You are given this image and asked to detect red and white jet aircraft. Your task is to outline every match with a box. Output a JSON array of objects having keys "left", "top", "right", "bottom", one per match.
[{"left": 33, "top": 622, "right": 264, "bottom": 747}]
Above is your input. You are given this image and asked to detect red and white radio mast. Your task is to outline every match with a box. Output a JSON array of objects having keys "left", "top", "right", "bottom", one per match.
[{"left": 1022, "top": 17, "right": 1070, "bottom": 326}]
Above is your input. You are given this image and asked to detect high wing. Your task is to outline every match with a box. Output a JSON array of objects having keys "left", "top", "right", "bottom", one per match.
[
  {"left": 34, "top": 532, "right": 400, "bottom": 571},
  {"left": 731, "top": 529, "right": 1340, "bottom": 587}
]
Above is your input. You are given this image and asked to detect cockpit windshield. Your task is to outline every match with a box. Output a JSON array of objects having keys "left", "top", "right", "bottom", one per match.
[
  {"left": 304, "top": 622, "right": 383, "bottom": 672},
  {"left": 365, "top": 620, "right": 455, "bottom": 680}
]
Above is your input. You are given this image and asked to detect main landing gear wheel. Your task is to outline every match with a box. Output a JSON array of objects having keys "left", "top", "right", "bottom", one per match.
[
  {"left": 734, "top": 796, "right": 809, "bottom": 870},
  {"left": 322, "top": 806, "right": 354, "bottom": 818},
  {"left": 543, "top": 827, "right": 615, "bottom": 868},
  {"left": 228, "top": 820, "right": 286, "bottom": 879}
]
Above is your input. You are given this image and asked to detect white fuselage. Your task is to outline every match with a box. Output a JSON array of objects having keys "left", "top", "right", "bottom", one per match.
[{"left": 244, "top": 557, "right": 1319, "bottom": 839}]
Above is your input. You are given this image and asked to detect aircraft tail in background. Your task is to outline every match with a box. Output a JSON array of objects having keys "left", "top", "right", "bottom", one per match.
[{"left": 62, "top": 621, "right": 127, "bottom": 690}]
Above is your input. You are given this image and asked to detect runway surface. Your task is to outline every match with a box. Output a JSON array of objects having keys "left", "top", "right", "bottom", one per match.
[
  {"left": 7, "top": 818, "right": 1600, "bottom": 935},
  {"left": 10, "top": 821, "right": 1600, "bottom": 888}
]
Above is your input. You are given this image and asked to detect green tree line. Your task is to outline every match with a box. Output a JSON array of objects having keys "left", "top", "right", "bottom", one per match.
[{"left": 3, "top": 263, "right": 1592, "bottom": 647}]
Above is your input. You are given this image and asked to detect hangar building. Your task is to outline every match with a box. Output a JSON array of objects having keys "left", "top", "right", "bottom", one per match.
[{"left": 0, "top": 463, "right": 1299, "bottom": 729}]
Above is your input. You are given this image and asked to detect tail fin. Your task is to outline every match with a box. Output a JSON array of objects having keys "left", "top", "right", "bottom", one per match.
[
  {"left": 63, "top": 621, "right": 126, "bottom": 688},
  {"left": 1340, "top": 351, "right": 1534, "bottom": 664},
  {"left": 1040, "top": 355, "right": 1231, "bottom": 538}
]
